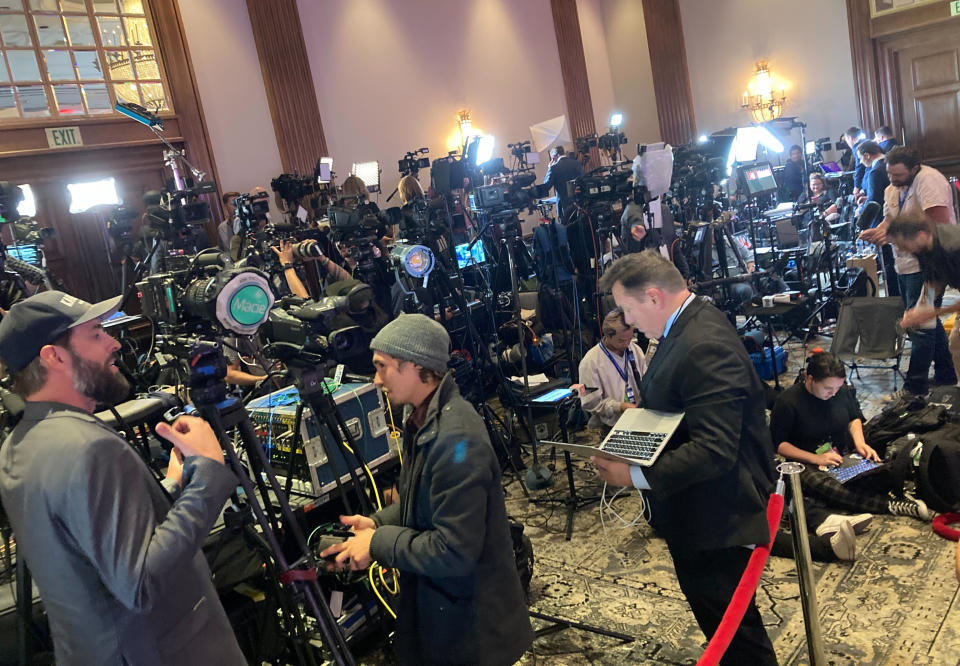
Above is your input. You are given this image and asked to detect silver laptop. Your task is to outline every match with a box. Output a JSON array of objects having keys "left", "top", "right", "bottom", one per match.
[{"left": 543, "top": 408, "right": 684, "bottom": 467}]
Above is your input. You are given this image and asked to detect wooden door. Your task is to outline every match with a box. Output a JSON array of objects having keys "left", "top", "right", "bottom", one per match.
[{"left": 888, "top": 23, "right": 960, "bottom": 178}]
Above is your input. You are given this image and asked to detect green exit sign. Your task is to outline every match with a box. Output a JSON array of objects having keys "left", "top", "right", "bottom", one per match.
[
  {"left": 44, "top": 126, "right": 83, "bottom": 149},
  {"left": 952, "top": 0, "right": 960, "bottom": 17}
]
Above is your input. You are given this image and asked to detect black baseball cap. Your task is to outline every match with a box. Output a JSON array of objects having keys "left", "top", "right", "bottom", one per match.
[{"left": 0, "top": 291, "right": 122, "bottom": 373}]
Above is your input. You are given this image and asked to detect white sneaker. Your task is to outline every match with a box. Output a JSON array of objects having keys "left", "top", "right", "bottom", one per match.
[
  {"left": 888, "top": 495, "right": 933, "bottom": 521},
  {"left": 816, "top": 513, "right": 873, "bottom": 537},
  {"left": 829, "top": 521, "right": 857, "bottom": 561}
]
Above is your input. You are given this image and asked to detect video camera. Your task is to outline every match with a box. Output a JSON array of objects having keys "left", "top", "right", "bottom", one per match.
[
  {"left": 138, "top": 249, "right": 275, "bottom": 336},
  {"left": 260, "top": 294, "right": 366, "bottom": 366},
  {"left": 398, "top": 148, "right": 431, "bottom": 176},
  {"left": 144, "top": 181, "right": 216, "bottom": 239},
  {"left": 572, "top": 165, "right": 632, "bottom": 204},
  {"left": 234, "top": 190, "right": 271, "bottom": 231},
  {"left": 271, "top": 173, "right": 317, "bottom": 208}
]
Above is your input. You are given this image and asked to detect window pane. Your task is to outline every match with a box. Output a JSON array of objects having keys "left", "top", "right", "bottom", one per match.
[
  {"left": 64, "top": 15, "right": 94, "bottom": 45},
  {"left": 0, "top": 14, "right": 32, "bottom": 46},
  {"left": 92, "top": 0, "right": 116, "bottom": 13},
  {"left": 16, "top": 85, "right": 48, "bottom": 115},
  {"left": 0, "top": 86, "right": 16, "bottom": 118},
  {"left": 113, "top": 80, "right": 137, "bottom": 104},
  {"left": 73, "top": 50, "right": 102, "bottom": 79},
  {"left": 97, "top": 16, "right": 124, "bottom": 46},
  {"left": 0, "top": 57, "right": 8, "bottom": 83},
  {"left": 119, "top": 0, "right": 143, "bottom": 14},
  {"left": 52, "top": 82, "right": 82, "bottom": 113},
  {"left": 123, "top": 16, "right": 148, "bottom": 46},
  {"left": 81, "top": 81, "right": 109, "bottom": 112},
  {"left": 43, "top": 48, "right": 73, "bottom": 80},
  {"left": 139, "top": 80, "right": 164, "bottom": 110},
  {"left": 7, "top": 50, "right": 41, "bottom": 80},
  {"left": 33, "top": 14, "right": 67, "bottom": 46},
  {"left": 132, "top": 49, "right": 156, "bottom": 78},
  {"left": 104, "top": 49, "right": 130, "bottom": 78},
  {"left": 59, "top": 0, "right": 86, "bottom": 11},
  {"left": 28, "top": 0, "right": 59, "bottom": 10},
  {"left": 0, "top": 1, "right": 25, "bottom": 11}
]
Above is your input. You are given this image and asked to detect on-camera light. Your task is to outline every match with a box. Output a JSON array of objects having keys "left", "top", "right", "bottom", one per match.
[
  {"left": 391, "top": 243, "right": 435, "bottom": 280},
  {"left": 351, "top": 161, "right": 381, "bottom": 193},
  {"left": 609, "top": 112, "right": 623, "bottom": 128},
  {"left": 805, "top": 141, "right": 816, "bottom": 155},
  {"left": 474, "top": 135, "right": 495, "bottom": 166},
  {"left": 698, "top": 134, "right": 708, "bottom": 143},
  {"left": 67, "top": 177, "right": 120, "bottom": 213}
]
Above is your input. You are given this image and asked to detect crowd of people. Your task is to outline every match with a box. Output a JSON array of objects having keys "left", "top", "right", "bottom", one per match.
[{"left": 0, "top": 119, "right": 958, "bottom": 666}]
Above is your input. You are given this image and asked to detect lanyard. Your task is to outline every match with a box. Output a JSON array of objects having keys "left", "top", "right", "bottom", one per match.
[
  {"left": 600, "top": 342, "right": 635, "bottom": 402},
  {"left": 898, "top": 183, "right": 913, "bottom": 212}
]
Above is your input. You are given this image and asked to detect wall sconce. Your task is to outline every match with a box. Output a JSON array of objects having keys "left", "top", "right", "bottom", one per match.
[
  {"left": 457, "top": 109, "right": 473, "bottom": 142},
  {"left": 741, "top": 61, "right": 787, "bottom": 123}
]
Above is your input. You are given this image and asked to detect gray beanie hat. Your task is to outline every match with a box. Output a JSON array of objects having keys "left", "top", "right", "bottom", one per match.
[{"left": 370, "top": 313, "right": 450, "bottom": 373}]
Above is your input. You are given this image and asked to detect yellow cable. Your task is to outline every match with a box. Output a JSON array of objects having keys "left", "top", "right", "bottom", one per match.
[
  {"left": 342, "top": 439, "right": 382, "bottom": 511},
  {"left": 378, "top": 564, "right": 399, "bottom": 595},
  {"left": 369, "top": 562, "right": 397, "bottom": 619}
]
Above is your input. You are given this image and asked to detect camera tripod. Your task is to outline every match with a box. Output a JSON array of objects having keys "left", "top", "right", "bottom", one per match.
[{"left": 176, "top": 337, "right": 357, "bottom": 666}]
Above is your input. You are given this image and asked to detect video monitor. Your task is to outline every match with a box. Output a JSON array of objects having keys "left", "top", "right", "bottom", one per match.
[
  {"left": 6, "top": 244, "right": 40, "bottom": 266},
  {"left": 740, "top": 162, "right": 778, "bottom": 196},
  {"left": 455, "top": 242, "right": 486, "bottom": 269}
]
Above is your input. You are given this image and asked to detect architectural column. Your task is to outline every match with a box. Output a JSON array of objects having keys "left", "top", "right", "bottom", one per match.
[
  {"left": 247, "top": 0, "right": 327, "bottom": 175},
  {"left": 641, "top": 0, "right": 696, "bottom": 145},
  {"left": 550, "top": 0, "right": 598, "bottom": 147}
]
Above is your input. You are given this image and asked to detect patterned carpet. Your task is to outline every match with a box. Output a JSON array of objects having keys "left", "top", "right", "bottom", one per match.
[{"left": 504, "top": 338, "right": 960, "bottom": 666}]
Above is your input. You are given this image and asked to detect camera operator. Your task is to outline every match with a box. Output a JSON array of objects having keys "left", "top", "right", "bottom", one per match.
[
  {"left": 321, "top": 314, "right": 534, "bottom": 665},
  {"left": 216, "top": 190, "right": 239, "bottom": 253},
  {"left": 0, "top": 291, "right": 243, "bottom": 665},
  {"left": 844, "top": 126, "right": 867, "bottom": 197},
  {"left": 781, "top": 144, "right": 807, "bottom": 202},
  {"left": 621, "top": 192, "right": 690, "bottom": 278},
  {"left": 543, "top": 145, "right": 583, "bottom": 221},
  {"left": 874, "top": 125, "right": 899, "bottom": 154}
]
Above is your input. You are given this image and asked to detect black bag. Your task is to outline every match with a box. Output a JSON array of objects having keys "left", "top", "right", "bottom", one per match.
[
  {"left": 508, "top": 518, "right": 534, "bottom": 603},
  {"left": 914, "top": 425, "right": 960, "bottom": 512},
  {"left": 862, "top": 395, "right": 949, "bottom": 456}
]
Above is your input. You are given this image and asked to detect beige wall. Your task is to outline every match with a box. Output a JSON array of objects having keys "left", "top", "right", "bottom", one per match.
[
  {"left": 297, "top": 0, "right": 569, "bottom": 203},
  {"left": 679, "top": 0, "right": 859, "bottom": 152},
  {"left": 578, "top": 0, "right": 617, "bottom": 135},
  {"left": 177, "top": 0, "right": 283, "bottom": 211},
  {"left": 597, "top": 0, "right": 661, "bottom": 147}
]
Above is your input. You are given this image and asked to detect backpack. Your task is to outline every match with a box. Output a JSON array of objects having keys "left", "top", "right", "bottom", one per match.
[
  {"left": 862, "top": 394, "right": 949, "bottom": 457},
  {"left": 881, "top": 425, "right": 960, "bottom": 512},
  {"left": 508, "top": 518, "right": 534, "bottom": 603}
]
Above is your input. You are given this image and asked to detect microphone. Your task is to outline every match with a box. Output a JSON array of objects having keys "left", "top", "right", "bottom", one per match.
[{"left": 857, "top": 200, "right": 882, "bottom": 231}]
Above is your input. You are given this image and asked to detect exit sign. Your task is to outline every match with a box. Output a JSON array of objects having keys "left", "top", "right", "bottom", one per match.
[
  {"left": 952, "top": 0, "right": 960, "bottom": 17},
  {"left": 45, "top": 126, "right": 83, "bottom": 149}
]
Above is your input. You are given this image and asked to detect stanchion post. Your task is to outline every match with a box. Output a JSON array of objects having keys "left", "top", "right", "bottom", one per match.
[{"left": 786, "top": 467, "right": 827, "bottom": 666}]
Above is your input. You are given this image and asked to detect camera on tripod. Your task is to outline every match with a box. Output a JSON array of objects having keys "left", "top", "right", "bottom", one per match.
[
  {"left": 260, "top": 294, "right": 366, "bottom": 366},
  {"left": 572, "top": 166, "right": 632, "bottom": 204},
  {"left": 138, "top": 250, "right": 275, "bottom": 336},
  {"left": 271, "top": 173, "right": 318, "bottom": 208},
  {"left": 234, "top": 190, "right": 271, "bottom": 230},
  {"left": 398, "top": 147, "right": 430, "bottom": 176}
]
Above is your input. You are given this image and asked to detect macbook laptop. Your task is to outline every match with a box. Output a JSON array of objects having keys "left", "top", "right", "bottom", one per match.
[{"left": 543, "top": 408, "right": 684, "bottom": 467}]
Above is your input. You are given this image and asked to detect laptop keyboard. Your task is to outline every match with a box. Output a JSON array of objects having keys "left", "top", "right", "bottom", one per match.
[
  {"left": 826, "top": 459, "right": 881, "bottom": 484},
  {"left": 603, "top": 431, "right": 668, "bottom": 461}
]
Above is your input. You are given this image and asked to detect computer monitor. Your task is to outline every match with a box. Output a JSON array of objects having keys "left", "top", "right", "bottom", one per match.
[
  {"left": 6, "top": 244, "right": 41, "bottom": 267},
  {"left": 455, "top": 242, "right": 486, "bottom": 269},
  {"left": 739, "top": 162, "right": 778, "bottom": 197}
]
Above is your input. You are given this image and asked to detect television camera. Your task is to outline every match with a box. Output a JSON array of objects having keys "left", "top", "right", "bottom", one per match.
[
  {"left": 259, "top": 293, "right": 367, "bottom": 368},
  {"left": 398, "top": 147, "right": 431, "bottom": 176}
]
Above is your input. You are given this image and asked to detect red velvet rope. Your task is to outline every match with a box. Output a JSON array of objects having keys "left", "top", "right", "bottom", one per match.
[
  {"left": 697, "top": 493, "right": 785, "bottom": 666},
  {"left": 932, "top": 513, "right": 960, "bottom": 541}
]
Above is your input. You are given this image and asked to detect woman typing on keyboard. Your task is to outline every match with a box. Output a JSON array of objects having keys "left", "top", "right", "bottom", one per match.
[{"left": 769, "top": 351, "right": 932, "bottom": 562}]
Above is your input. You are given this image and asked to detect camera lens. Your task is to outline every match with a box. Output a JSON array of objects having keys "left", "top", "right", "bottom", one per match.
[{"left": 292, "top": 240, "right": 322, "bottom": 261}]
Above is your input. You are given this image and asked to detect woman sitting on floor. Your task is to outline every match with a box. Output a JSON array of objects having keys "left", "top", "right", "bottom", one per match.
[{"left": 769, "top": 351, "right": 930, "bottom": 562}]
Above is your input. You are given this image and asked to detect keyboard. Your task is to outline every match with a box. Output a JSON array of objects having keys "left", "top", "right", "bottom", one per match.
[
  {"left": 602, "top": 431, "right": 668, "bottom": 462},
  {"left": 826, "top": 458, "right": 882, "bottom": 484}
]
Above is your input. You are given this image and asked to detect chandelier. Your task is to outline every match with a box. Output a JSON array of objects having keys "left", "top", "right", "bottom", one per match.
[
  {"left": 741, "top": 61, "right": 786, "bottom": 124},
  {"left": 106, "top": 22, "right": 164, "bottom": 112}
]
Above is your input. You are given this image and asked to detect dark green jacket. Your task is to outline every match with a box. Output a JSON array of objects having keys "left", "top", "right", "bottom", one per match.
[{"left": 370, "top": 374, "right": 533, "bottom": 665}]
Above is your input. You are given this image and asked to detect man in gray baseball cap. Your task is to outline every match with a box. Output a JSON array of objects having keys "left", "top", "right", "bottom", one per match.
[
  {"left": 0, "top": 290, "right": 244, "bottom": 665},
  {"left": 322, "top": 313, "right": 533, "bottom": 665}
]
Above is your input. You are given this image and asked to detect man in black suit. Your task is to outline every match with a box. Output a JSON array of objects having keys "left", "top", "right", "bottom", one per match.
[
  {"left": 543, "top": 145, "right": 583, "bottom": 221},
  {"left": 592, "top": 251, "right": 778, "bottom": 665}
]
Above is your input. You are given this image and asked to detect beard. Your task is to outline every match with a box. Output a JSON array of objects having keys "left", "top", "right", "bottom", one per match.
[{"left": 69, "top": 349, "right": 130, "bottom": 406}]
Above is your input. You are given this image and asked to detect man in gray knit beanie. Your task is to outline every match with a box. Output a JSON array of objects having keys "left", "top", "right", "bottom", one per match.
[{"left": 321, "top": 313, "right": 534, "bottom": 665}]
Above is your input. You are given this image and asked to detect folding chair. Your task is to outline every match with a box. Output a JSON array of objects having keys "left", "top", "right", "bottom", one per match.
[{"left": 830, "top": 296, "right": 906, "bottom": 389}]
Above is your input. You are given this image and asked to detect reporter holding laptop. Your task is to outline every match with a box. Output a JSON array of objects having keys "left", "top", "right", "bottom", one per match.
[{"left": 592, "top": 251, "right": 778, "bottom": 665}]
